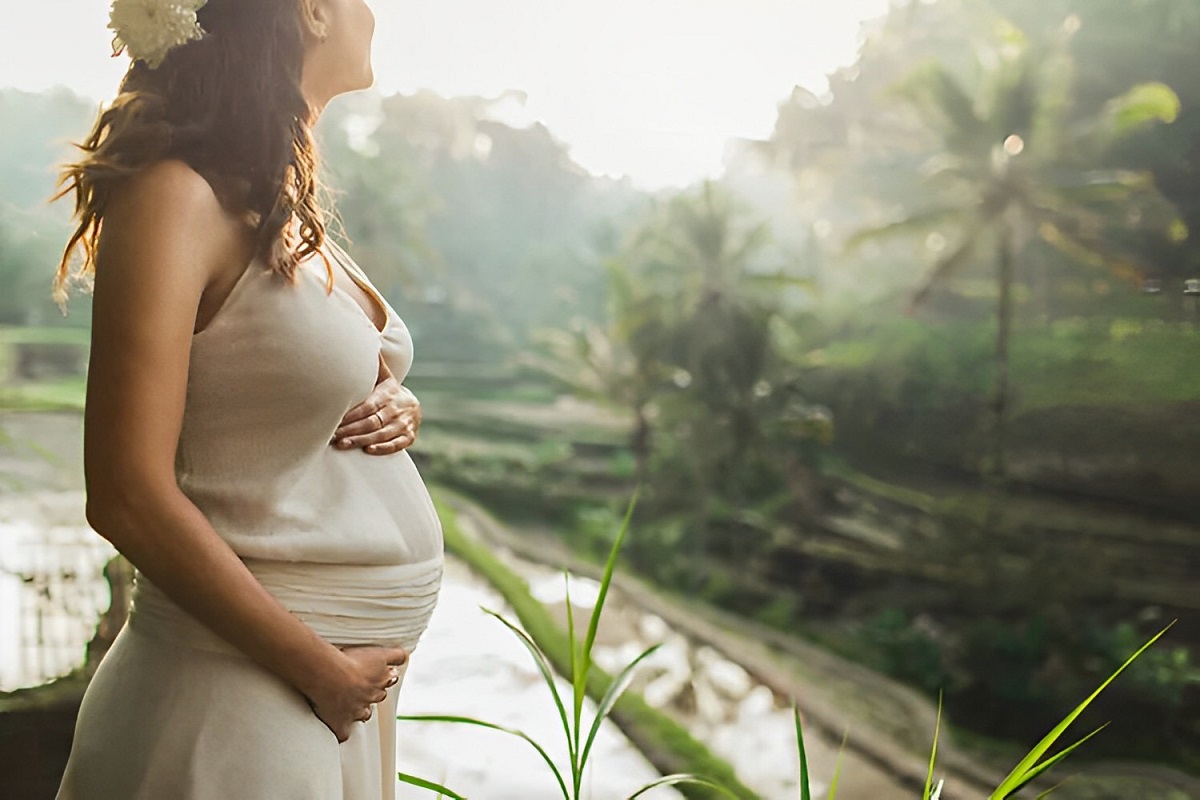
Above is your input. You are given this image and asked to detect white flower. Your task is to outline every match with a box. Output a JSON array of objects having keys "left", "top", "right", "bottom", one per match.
[{"left": 108, "top": 0, "right": 209, "bottom": 69}]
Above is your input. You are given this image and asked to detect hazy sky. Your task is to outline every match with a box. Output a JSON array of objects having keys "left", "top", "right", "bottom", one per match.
[{"left": 0, "top": 0, "right": 891, "bottom": 188}]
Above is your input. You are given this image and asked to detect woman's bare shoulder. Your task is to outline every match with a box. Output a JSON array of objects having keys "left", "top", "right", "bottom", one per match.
[
  {"left": 113, "top": 158, "right": 223, "bottom": 216},
  {"left": 102, "top": 159, "right": 247, "bottom": 282}
]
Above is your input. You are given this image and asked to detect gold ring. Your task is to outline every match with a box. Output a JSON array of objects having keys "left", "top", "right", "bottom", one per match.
[{"left": 374, "top": 411, "right": 385, "bottom": 430}]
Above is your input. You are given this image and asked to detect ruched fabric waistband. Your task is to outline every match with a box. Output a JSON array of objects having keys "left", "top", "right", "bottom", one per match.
[
  {"left": 129, "top": 556, "right": 444, "bottom": 656},
  {"left": 243, "top": 557, "right": 443, "bottom": 649}
]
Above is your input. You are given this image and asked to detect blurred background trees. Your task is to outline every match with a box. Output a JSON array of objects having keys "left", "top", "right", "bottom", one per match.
[{"left": 3, "top": 0, "right": 1199, "bottom": 779}]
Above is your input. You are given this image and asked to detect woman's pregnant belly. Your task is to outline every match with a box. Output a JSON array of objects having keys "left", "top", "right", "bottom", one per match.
[
  {"left": 246, "top": 450, "right": 444, "bottom": 651},
  {"left": 187, "top": 448, "right": 445, "bottom": 566},
  {"left": 341, "top": 449, "right": 444, "bottom": 564}
]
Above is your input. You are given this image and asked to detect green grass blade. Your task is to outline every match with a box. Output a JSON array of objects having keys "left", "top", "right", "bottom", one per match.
[
  {"left": 925, "top": 692, "right": 942, "bottom": 799},
  {"left": 398, "top": 713, "right": 569, "bottom": 798},
  {"left": 998, "top": 724, "right": 1108, "bottom": 798},
  {"left": 794, "top": 704, "right": 811, "bottom": 800},
  {"left": 1035, "top": 776, "right": 1073, "bottom": 799},
  {"left": 582, "top": 492, "right": 638, "bottom": 661},
  {"left": 396, "top": 772, "right": 468, "bottom": 799},
  {"left": 627, "top": 773, "right": 744, "bottom": 799},
  {"left": 990, "top": 623, "right": 1172, "bottom": 799},
  {"left": 564, "top": 571, "right": 581, "bottom": 783},
  {"left": 579, "top": 643, "right": 663, "bottom": 770},
  {"left": 574, "top": 491, "right": 638, "bottom": 793},
  {"left": 482, "top": 607, "right": 575, "bottom": 778},
  {"left": 566, "top": 571, "right": 578, "bottom": 692},
  {"left": 827, "top": 729, "right": 848, "bottom": 800}
]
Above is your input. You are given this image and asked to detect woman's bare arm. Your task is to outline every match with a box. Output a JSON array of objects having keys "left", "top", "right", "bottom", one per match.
[{"left": 82, "top": 159, "right": 402, "bottom": 741}]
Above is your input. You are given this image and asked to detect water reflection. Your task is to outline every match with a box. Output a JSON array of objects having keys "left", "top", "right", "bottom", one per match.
[
  {"left": 526, "top": 568, "right": 811, "bottom": 800},
  {"left": 0, "top": 491, "right": 113, "bottom": 692},
  {"left": 522, "top": 565, "right": 918, "bottom": 800}
]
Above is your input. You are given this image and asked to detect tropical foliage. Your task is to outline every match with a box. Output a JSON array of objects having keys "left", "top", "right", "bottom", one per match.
[
  {"left": 407, "top": 494, "right": 1174, "bottom": 799},
  {"left": 2, "top": 0, "right": 1198, "bottom": 783},
  {"left": 847, "top": 20, "right": 1182, "bottom": 478}
]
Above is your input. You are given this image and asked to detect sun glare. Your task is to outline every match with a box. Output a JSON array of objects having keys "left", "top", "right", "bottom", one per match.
[{"left": 0, "top": 0, "right": 891, "bottom": 188}]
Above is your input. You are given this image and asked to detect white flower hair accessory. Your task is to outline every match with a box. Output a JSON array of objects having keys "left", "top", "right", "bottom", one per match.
[{"left": 108, "top": 0, "right": 209, "bottom": 69}]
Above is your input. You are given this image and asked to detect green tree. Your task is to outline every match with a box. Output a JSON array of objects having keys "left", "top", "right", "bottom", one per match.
[
  {"left": 318, "top": 95, "right": 440, "bottom": 303},
  {"left": 609, "top": 184, "right": 826, "bottom": 586},
  {"left": 0, "top": 88, "right": 96, "bottom": 326},
  {"left": 526, "top": 257, "right": 669, "bottom": 480},
  {"left": 319, "top": 90, "right": 644, "bottom": 365},
  {"left": 850, "top": 22, "right": 1183, "bottom": 480}
]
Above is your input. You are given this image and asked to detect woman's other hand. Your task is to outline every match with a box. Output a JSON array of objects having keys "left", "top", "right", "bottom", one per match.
[
  {"left": 307, "top": 645, "right": 407, "bottom": 743},
  {"left": 333, "top": 368, "right": 421, "bottom": 455}
]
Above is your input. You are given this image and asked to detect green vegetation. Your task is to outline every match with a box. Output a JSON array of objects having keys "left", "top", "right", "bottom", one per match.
[
  {"left": 0, "top": 377, "right": 86, "bottom": 412},
  {"left": 0, "top": 327, "right": 90, "bottom": 346},
  {"left": 849, "top": 21, "right": 1181, "bottom": 478},
  {"left": 415, "top": 490, "right": 1174, "bottom": 798},
  {"left": 411, "top": 493, "right": 757, "bottom": 800},
  {"left": 812, "top": 315, "right": 1200, "bottom": 412},
  {"left": 3, "top": 0, "right": 1199, "bottom": 784},
  {"left": 0, "top": 327, "right": 89, "bottom": 411}
]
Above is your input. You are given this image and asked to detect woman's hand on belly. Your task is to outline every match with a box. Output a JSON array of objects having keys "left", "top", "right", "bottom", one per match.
[
  {"left": 305, "top": 644, "right": 407, "bottom": 742},
  {"left": 332, "top": 356, "right": 421, "bottom": 456}
]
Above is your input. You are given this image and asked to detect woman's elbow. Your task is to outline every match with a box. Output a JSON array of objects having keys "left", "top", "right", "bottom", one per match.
[
  {"left": 85, "top": 493, "right": 139, "bottom": 547},
  {"left": 84, "top": 473, "right": 176, "bottom": 547}
]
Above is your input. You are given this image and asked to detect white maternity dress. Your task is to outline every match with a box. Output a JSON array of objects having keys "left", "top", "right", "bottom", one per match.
[{"left": 56, "top": 240, "right": 444, "bottom": 800}]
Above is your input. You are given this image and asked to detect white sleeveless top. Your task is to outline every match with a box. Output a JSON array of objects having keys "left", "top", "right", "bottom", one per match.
[{"left": 174, "top": 240, "right": 444, "bottom": 566}]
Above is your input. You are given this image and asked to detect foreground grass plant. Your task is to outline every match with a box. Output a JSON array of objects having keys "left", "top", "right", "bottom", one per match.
[
  {"left": 397, "top": 494, "right": 742, "bottom": 799},
  {"left": 400, "top": 491, "right": 1173, "bottom": 799},
  {"left": 790, "top": 625, "right": 1172, "bottom": 800}
]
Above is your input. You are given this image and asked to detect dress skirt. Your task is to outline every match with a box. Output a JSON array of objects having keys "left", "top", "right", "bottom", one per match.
[{"left": 56, "top": 557, "right": 443, "bottom": 800}]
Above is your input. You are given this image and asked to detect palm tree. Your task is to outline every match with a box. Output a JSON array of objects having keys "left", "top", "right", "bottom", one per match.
[
  {"left": 531, "top": 183, "right": 824, "bottom": 586},
  {"left": 532, "top": 183, "right": 812, "bottom": 482},
  {"left": 615, "top": 184, "right": 827, "bottom": 589},
  {"left": 850, "top": 21, "right": 1183, "bottom": 481},
  {"left": 626, "top": 183, "right": 819, "bottom": 476}
]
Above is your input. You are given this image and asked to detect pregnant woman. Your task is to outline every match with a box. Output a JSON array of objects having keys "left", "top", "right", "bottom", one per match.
[{"left": 53, "top": 1, "right": 443, "bottom": 798}]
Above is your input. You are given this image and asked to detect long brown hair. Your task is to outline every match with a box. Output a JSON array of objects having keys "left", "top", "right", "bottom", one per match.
[{"left": 54, "top": 0, "right": 328, "bottom": 303}]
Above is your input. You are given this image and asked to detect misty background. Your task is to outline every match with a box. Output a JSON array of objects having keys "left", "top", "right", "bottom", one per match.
[{"left": 1, "top": 1, "right": 1199, "bottom": 798}]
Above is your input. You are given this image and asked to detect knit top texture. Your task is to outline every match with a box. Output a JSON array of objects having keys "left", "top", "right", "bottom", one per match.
[{"left": 174, "top": 241, "right": 443, "bottom": 565}]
